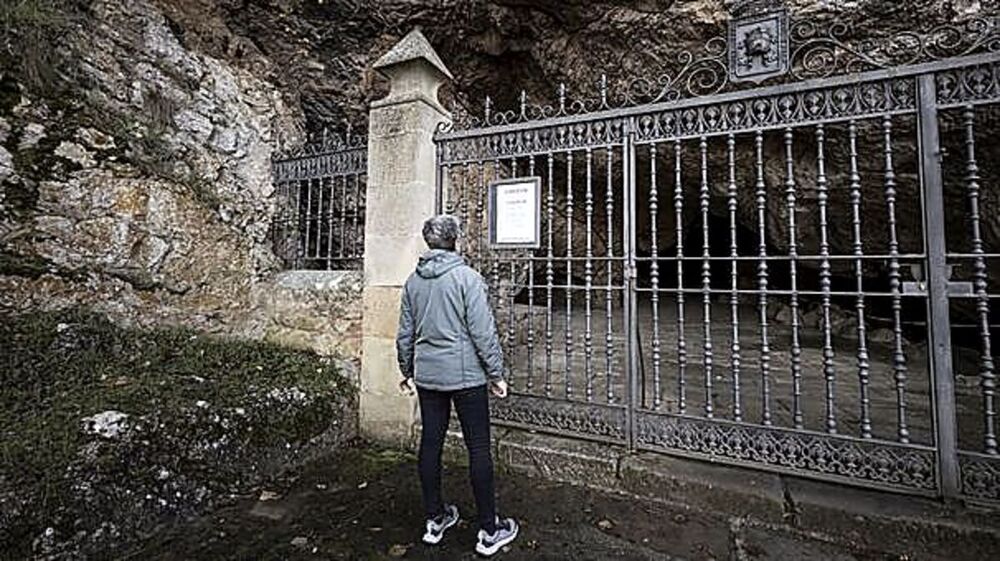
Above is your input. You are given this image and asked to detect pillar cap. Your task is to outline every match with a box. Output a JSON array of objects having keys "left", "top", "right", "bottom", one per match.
[{"left": 373, "top": 28, "right": 453, "bottom": 81}]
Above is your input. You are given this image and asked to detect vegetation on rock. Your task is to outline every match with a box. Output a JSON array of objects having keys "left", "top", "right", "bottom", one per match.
[{"left": 0, "top": 309, "right": 356, "bottom": 559}]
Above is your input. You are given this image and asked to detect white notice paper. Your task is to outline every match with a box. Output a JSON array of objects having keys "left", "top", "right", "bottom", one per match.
[{"left": 493, "top": 180, "right": 538, "bottom": 246}]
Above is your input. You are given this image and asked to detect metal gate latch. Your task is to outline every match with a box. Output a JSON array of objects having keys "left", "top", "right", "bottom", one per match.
[{"left": 902, "top": 264, "right": 973, "bottom": 296}]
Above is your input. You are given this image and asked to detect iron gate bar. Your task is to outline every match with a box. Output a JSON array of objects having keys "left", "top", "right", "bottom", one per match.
[
  {"left": 674, "top": 138, "right": 688, "bottom": 416},
  {"left": 816, "top": 123, "right": 835, "bottom": 435},
  {"left": 754, "top": 128, "right": 772, "bottom": 427},
  {"left": 726, "top": 133, "right": 743, "bottom": 423},
  {"left": 783, "top": 126, "right": 804, "bottom": 431},
  {"left": 848, "top": 118, "right": 874, "bottom": 440},
  {"left": 699, "top": 135, "right": 715, "bottom": 419},
  {"left": 565, "top": 151, "right": 575, "bottom": 400},
  {"left": 960, "top": 105, "right": 997, "bottom": 456},
  {"left": 883, "top": 115, "right": 912, "bottom": 445},
  {"left": 917, "top": 74, "right": 960, "bottom": 498},
  {"left": 625, "top": 124, "right": 638, "bottom": 451},
  {"left": 650, "top": 142, "right": 662, "bottom": 410}
]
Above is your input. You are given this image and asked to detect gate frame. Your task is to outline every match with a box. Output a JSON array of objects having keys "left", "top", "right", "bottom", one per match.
[{"left": 433, "top": 26, "right": 1000, "bottom": 503}]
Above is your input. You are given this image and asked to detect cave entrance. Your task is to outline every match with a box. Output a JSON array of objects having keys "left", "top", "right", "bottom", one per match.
[{"left": 433, "top": 45, "right": 1000, "bottom": 503}]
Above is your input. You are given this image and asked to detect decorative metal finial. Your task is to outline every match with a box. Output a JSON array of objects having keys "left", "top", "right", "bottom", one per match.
[
  {"left": 484, "top": 95, "right": 492, "bottom": 123},
  {"left": 519, "top": 90, "right": 527, "bottom": 120},
  {"left": 599, "top": 74, "right": 608, "bottom": 108}
]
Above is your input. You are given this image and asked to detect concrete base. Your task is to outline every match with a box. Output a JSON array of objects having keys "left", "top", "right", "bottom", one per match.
[{"left": 483, "top": 427, "right": 1000, "bottom": 561}]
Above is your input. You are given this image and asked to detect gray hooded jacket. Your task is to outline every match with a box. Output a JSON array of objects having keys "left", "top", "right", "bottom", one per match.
[{"left": 396, "top": 249, "right": 505, "bottom": 391}]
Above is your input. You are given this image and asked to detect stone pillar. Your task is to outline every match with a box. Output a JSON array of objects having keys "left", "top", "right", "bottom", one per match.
[{"left": 360, "top": 29, "right": 452, "bottom": 445}]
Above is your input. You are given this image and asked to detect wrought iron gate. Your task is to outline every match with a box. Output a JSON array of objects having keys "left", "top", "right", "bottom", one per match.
[
  {"left": 433, "top": 6, "right": 1000, "bottom": 502},
  {"left": 271, "top": 128, "right": 367, "bottom": 270}
]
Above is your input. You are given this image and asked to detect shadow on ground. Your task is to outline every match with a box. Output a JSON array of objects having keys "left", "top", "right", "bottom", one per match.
[{"left": 129, "top": 444, "right": 896, "bottom": 561}]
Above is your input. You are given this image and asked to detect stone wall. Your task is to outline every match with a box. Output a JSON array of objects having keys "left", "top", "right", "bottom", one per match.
[{"left": 258, "top": 270, "right": 364, "bottom": 373}]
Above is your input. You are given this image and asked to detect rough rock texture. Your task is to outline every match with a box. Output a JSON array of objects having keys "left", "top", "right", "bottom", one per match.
[
  {"left": 258, "top": 270, "right": 363, "bottom": 371},
  {"left": 0, "top": 0, "right": 302, "bottom": 336}
]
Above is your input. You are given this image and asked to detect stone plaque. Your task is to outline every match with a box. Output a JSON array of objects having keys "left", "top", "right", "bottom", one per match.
[
  {"left": 728, "top": 5, "right": 789, "bottom": 83},
  {"left": 489, "top": 177, "right": 541, "bottom": 249}
]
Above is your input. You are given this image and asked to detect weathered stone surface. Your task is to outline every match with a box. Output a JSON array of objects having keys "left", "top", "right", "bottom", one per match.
[
  {"left": 496, "top": 429, "right": 623, "bottom": 490},
  {"left": 363, "top": 286, "right": 403, "bottom": 340},
  {"left": 359, "top": 392, "right": 419, "bottom": 448},
  {"left": 619, "top": 453, "right": 785, "bottom": 525},
  {"left": 360, "top": 337, "right": 407, "bottom": 395},
  {"left": 1, "top": 0, "right": 302, "bottom": 337},
  {"left": 360, "top": 31, "right": 450, "bottom": 444},
  {"left": 258, "top": 270, "right": 362, "bottom": 364}
]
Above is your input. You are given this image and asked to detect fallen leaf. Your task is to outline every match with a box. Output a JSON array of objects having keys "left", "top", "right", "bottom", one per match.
[
  {"left": 357, "top": 481, "right": 368, "bottom": 489},
  {"left": 259, "top": 490, "right": 279, "bottom": 501},
  {"left": 388, "top": 544, "right": 409, "bottom": 557},
  {"left": 597, "top": 519, "right": 614, "bottom": 530}
]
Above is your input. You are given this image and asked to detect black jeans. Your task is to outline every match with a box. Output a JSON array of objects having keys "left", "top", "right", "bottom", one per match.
[{"left": 417, "top": 384, "right": 497, "bottom": 534}]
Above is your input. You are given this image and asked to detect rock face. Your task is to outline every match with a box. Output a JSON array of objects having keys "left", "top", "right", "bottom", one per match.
[
  {"left": 2, "top": 0, "right": 998, "bottom": 336},
  {"left": 1, "top": 0, "right": 301, "bottom": 335}
]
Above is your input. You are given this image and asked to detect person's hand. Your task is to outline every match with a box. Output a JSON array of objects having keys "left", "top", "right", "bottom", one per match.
[
  {"left": 399, "top": 377, "right": 415, "bottom": 396},
  {"left": 489, "top": 379, "right": 508, "bottom": 398}
]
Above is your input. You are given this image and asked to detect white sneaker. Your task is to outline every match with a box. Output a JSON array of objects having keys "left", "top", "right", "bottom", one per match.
[
  {"left": 422, "top": 504, "right": 460, "bottom": 545},
  {"left": 475, "top": 517, "right": 519, "bottom": 557}
]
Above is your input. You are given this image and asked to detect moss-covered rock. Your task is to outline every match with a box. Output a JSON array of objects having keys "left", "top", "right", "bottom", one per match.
[{"left": 0, "top": 309, "right": 357, "bottom": 560}]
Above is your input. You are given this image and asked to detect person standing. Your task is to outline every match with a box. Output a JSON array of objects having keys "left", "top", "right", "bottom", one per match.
[{"left": 396, "top": 214, "right": 519, "bottom": 556}]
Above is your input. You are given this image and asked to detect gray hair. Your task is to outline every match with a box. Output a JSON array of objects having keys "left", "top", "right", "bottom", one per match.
[{"left": 422, "top": 214, "right": 461, "bottom": 250}]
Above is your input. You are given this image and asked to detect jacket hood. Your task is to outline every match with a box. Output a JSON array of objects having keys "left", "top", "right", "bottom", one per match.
[{"left": 416, "top": 249, "right": 465, "bottom": 279}]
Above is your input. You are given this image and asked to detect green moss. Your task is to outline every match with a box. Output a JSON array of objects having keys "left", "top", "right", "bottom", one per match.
[
  {"left": 0, "top": 0, "right": 66, "bottom": 31},
  {"left": 0, "top": 0, "right": 72, "bottom": 95},
  {"left": 0, "top": 252, "right": 60, "bottom": 278},
  {"left": 0, "top": 309, "right": 356, "bottom": 556},
  {"left": 0, "top": 74, "right": 21, "bottom": 114}
]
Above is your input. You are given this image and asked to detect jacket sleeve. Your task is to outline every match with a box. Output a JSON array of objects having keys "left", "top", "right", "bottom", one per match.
[
  {"left": 464, "top": 271, "right": 505, "bottom": 381},
  {"left": 396, "top": 283, "right": 415, "bottom": 379}
]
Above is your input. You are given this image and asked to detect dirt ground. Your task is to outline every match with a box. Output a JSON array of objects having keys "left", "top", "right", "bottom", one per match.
[{"left": 128, "top": 443, "right": 902, "bottom": 561}]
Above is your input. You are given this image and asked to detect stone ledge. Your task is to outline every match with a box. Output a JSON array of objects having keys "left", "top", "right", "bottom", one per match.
[
  {"left": 495, "top": 429, "right": 624, "bottom": 491},
  {"left": 487, "top": 427, "right": 1000, "bottom": 561},
  {"left": 619, "top": 452, "right": 786, "bottom": 526},
  {"left": 272, "top": 269, "right": 362, "bottom": 291}
]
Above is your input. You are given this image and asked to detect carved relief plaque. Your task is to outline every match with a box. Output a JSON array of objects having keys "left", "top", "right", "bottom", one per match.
[{"left": 728, "top": 4, "right": 790, "bottom": 83}]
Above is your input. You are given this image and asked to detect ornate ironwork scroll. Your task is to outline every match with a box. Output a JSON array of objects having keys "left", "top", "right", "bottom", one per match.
[
  {"left": 790, "top": 17, "right": 1000, "bottom": 80},
  {"left": 636, "top": 412, "right": 938, "bottom": 493},
  {"left": 439, "top": 8, "right": 999, "bottom": 132},
  {"left": 960, "top": 453, "right": 1000, "bottom": 502},
  {"left": 272, "top": 127, "right": 367, "bottom": 182},
  {"left": 491, "top": 393, "right": 627, "bottom": 442}
]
